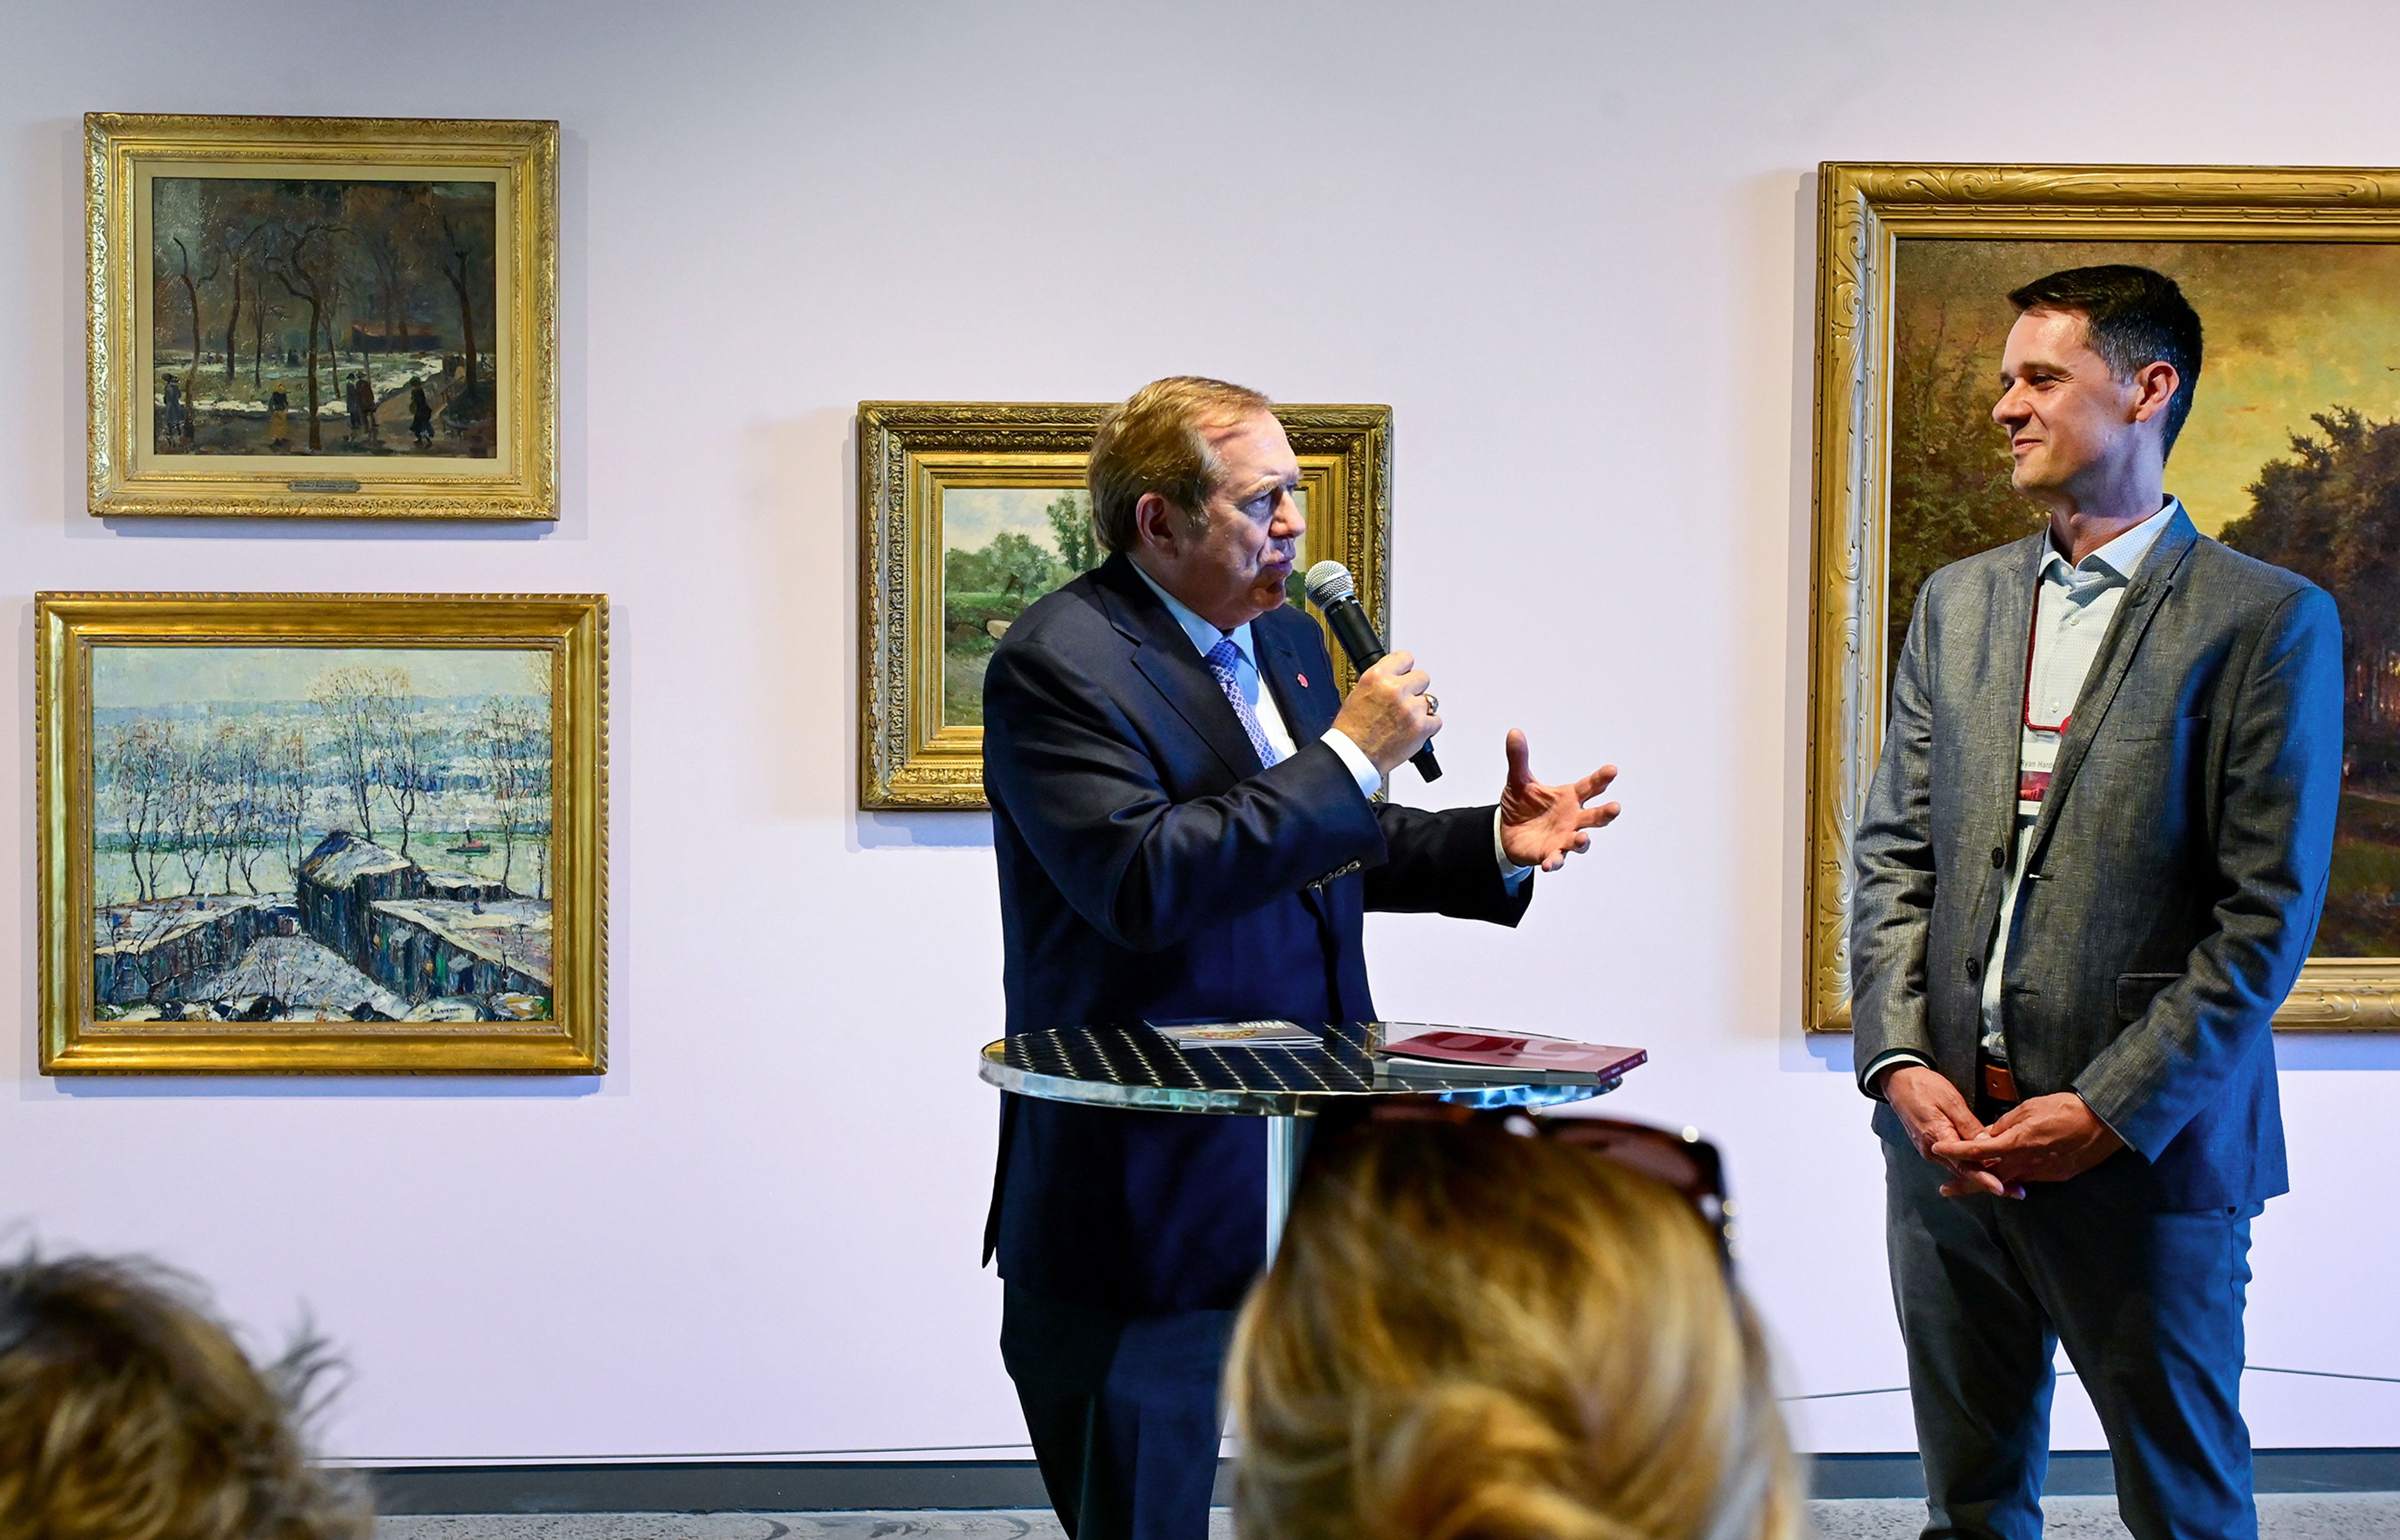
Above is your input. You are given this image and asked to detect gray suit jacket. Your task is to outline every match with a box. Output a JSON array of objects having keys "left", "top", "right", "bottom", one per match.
[{"left": 1851, "top": 509, "right": 2343, "bottom": 1209}]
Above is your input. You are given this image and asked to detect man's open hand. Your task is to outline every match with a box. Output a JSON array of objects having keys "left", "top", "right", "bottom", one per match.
[
  {"left": 1496, "top": 730, "right": 1621, "bottom": 872},
  {"left": 1931, "top": 1093, "right": 2124, "bottom": 1189}
]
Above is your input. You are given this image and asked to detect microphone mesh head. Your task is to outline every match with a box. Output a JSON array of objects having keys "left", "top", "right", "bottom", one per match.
[{"left": 1304, "top": 561, "right": 1355, "bottom": 608}]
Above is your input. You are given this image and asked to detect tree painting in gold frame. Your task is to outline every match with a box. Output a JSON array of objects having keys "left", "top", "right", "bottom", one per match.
[
  {"left": 37, "top": 594, "right": 607, "bottom": 1073},
  {"left": 87, "top": 113, "right": 558, "bottom": 519},
  {"left": 1809, "top": 161, "right": 2400, "bottom": 1032},
  {"left": 858, "top": 401, "right": 1392, "bottom": 809}
]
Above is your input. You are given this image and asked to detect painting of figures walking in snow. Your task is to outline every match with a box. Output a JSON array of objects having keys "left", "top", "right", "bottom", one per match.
[
  {"left": 89, "top": 646, "right": 556, "bottom": 1028},
  {"left": 150, "top": 176, "right": 499, "bottom": 459},
  {"left": 86, "top": 114, "right": 556, "bottom": 519}
]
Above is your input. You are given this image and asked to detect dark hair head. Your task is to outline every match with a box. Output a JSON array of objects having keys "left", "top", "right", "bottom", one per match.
[
  {"left": 2008, "top": 264, "right": 2204, "bottom": 458},
  {"left": 0, "top": 1250, "right": 370, "bottom": 1540}
]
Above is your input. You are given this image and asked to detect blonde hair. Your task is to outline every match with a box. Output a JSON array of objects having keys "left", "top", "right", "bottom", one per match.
[
  {"left": 1087, "top": 376, "right": 1274, "bottom": 552},
  {"left": 1229, "top": 1120, "right": 1799, "bottom": 1540},
  {"left": 0, "top": 1251, "right": 371, "bottom": 1540}
]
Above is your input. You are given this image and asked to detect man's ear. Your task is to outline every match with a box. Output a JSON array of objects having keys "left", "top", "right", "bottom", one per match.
[
  {"left": 2129, "top": 360, "right": 2181, "bottom": 426},
  {"left": 1131, "top": 491, "right": 1184, "bottom": 556}
]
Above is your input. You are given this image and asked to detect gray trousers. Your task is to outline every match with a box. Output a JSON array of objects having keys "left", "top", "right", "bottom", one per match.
[{"left": 1884, "top": 1140, "right": 2261, "bottom": 1540}]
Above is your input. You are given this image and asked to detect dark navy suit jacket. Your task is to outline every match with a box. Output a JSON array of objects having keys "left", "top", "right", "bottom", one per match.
[{"left": 981, "top": 554, "right": 1532, "bottom": 1312}]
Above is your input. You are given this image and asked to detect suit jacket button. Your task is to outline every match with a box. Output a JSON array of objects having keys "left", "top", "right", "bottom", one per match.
[
  {"left": 1991, "top": 846, "right": 2006, "bottom": 868},
  {"left": 1966, "top": 958, "right": 1982, "bottom": 981}
]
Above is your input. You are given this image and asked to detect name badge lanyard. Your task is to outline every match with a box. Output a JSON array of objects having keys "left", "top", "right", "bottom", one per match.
[{"left": 2018, "top": 579, "right": 2071, "bottom": 805}]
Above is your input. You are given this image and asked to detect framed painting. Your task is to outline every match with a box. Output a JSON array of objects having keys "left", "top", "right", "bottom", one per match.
[
  {"left": 1808, "top": 161, "right": 2400, "bottom": 1031},
  {"left": 36, "top": 594, "right": 606, "bottom": 1072},
  {"left": 86, "top": 113, "right": 558, "bottom": 519},
  {"left": 858, "top": 401, "right": 1392, "bottom": 809}
]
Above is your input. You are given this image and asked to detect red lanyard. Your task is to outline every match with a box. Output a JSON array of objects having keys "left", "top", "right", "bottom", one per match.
[{"left": 2021, "top": 576, "right": 2071, "bottom": 734}]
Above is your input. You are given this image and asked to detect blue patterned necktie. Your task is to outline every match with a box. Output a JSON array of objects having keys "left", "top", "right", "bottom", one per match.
[{"left": 1204, "top": 637, "right": 1282, "bottom": 768}]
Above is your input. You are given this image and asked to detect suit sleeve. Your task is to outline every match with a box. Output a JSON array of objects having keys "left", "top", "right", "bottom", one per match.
[
  {"left": 2074, "top": 584, "right": 2344, "bottom": 1158},
  {"left": 1364, "top": 802, "right": 1534, "bottom": 926},
  {"left": 982, "top": 632, "right": 1386, "bottom": 954},
  {"left": 1851, "top": 582, "right": 1941, "bottom": 1094}
]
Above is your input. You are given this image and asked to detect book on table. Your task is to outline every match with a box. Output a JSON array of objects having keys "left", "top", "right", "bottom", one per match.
[
  {"left": 1373, "top": 1026, "right": 1647, "bottom": 1086},
  {"left": 1148, "top": 1019, "right": 1322, "bottom": 1049}
]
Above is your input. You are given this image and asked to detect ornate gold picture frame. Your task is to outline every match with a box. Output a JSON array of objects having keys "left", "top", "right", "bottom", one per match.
[
  {"left": 37, "top": 593, "right": 607, "bottom": 1072},
  {"left": 1809, "top": 161, "right": 2400, "bottom": 1031},
  {"left": 87, "top": 113, "right": 558, "bottom": 519},
  {"left": 858, "top": 402, "right": 1392, "bottom": 810}
]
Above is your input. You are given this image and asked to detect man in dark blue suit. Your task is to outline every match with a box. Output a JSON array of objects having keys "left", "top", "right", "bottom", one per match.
[{"left": 982, "top": 376, "right": 1624, "bottom": 1540}]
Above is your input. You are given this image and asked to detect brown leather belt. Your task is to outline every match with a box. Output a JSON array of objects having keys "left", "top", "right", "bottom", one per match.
[{"left": 1981, "top": 1061, "right": 2020, "bottom": 1104}]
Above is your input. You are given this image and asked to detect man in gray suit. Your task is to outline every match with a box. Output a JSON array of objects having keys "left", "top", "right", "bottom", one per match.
[{"left": 1852, "top": 265, "right": 2344, "bottom": 1540}]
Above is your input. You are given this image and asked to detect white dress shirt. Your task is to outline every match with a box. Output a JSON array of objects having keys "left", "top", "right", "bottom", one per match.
[
  {"left": 1864, "top": 501, "right": 2179, "bottom": 1093},
  {"left": 1129, "top": 562, "right": 1529, "bottom": 888}
]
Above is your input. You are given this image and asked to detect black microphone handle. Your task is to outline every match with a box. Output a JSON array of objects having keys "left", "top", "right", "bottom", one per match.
[{"left": 1321, "top": 598, "right": 1444, "bottom": 782}]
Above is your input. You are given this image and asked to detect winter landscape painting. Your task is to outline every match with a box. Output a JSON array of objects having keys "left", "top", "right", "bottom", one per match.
[
  {"left": 90, "top": 646, "right": 554, "bottom": 1026},
  {"left": 39, "top": 593, "right": 606, "bottom": 1074},
  {"left": 87, "top": 114, "right": 558, "bottom": 519},
  {"left": 149, "top": 176, "right": 499, "bottom": 459}
]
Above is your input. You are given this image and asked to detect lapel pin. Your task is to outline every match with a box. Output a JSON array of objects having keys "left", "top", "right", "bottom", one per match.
[{"left": 1298, "top": 672, "right": 1309, "bottom": 688}]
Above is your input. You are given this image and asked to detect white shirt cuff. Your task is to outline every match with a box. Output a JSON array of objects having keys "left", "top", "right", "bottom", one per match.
[
  {"left": 1861, "top": 1049, "right": 1934, "bottom": 1099},
  {"left": 1494, "top": 807, "right": 1532, "bottom": 892},
  {"left": 1321, "top": 729, "right": 1382, "bottom": 798}
]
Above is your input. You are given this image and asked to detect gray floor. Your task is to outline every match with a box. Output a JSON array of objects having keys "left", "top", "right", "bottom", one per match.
[{"left": 375, "top": 1496, "right": 2400, "bottom": 1539}]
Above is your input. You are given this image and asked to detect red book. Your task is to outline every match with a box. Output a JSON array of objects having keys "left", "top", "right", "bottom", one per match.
[{"left": 1375, "top": 1027, "right": 1648, "bottom": 1085}]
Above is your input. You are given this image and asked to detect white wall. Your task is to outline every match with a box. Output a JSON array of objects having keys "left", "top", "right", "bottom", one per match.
[{"left": 5, "top": 0, "right": 2399, "bottom": 1464}]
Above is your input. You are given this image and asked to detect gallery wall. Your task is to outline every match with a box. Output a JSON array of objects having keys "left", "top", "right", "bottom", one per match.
[{"left": 5, "top": 0, "right": 2398, "bottom": 1464}]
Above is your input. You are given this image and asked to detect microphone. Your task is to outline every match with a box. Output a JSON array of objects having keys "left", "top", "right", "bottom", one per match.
[{"left": 1304, "top": 561, "right": 1442, "bottom": 782}]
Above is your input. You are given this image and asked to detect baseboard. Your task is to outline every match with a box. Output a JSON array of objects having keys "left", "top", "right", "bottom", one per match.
[
  {"left": 1809, "top": 1448, "right": 2400, "bottom": 1499},
  {"left": 366, "top": 1450, "right": 2400, "bottom": 1514}
]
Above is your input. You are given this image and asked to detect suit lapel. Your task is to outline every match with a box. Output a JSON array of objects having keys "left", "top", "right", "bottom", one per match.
[
  {"left": 1258, "top": 621, "right": 1336, "bottom": 742},
  {"left": 1094, "top": 556, "right": 1264, "bottom": 780},
  {"left": 1973, "top": 535, "right": 2048, "bottom": 838},
  {"left": 2024, "top": 512, "right": 2199, "bottom": 859}
]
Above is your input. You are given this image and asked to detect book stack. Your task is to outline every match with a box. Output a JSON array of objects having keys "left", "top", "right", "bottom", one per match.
[{"left": 1373, "top": 1026, "right": 1647, "bottom": 1086}]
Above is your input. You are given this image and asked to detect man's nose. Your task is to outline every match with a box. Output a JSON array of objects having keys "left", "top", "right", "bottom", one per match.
[
  {"left": 1272, "top": 488, "right": 1305, "bottom": 539},
  {"left": 1992, "top": 382, "right": 2028, "bottom": 426}
]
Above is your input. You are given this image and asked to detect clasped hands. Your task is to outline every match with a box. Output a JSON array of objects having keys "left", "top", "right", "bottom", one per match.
[
  {"left": 1329, "top": 651, "right": 1622, "bottom": 871},
  {"left": 1880, "top": 1064, "right": 2124, "bottom": 1199}
]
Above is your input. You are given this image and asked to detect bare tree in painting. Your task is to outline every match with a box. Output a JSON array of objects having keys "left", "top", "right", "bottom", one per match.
[
  {"left": 348, "top": 184, "right": 430, "bottom": 420},
  {"left": 374, "top": 670, "right": 438, "bottom": 859},
  {"left": 199, "top": 182, "right": 268, "bottom": 390},
  {"left": 163, "top": 723, "right": 228, "bottom": 897},
  {"left": 430, "top": 185, "right": 494, "bottom": 429},
  {"left": 218, "top": 719, "right": 281, "bottom": 895},
  {"left": 102, "top": 719, "right": 176, "bottom": 904},
  {"left": 312, "top": 666, "right": 383, "bottom": 842},
  {"left": 264, "top": 196, "right": 348, "bottom": 452},
  {"left": 475, "top": 699, "right": 541, "bottom": 894},
  {"left": 268, "top": 724, "right": 310, "bottom": 886}
]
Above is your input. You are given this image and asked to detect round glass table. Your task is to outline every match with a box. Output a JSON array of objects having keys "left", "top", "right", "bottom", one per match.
[{"left": 979, "top": 1019, "right": 1626, "bottom": 1254}]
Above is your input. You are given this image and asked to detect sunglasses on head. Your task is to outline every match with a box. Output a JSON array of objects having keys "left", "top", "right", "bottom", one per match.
[{"left": 1326, "top": 1097, "right": 1736, "bottom": 1264}]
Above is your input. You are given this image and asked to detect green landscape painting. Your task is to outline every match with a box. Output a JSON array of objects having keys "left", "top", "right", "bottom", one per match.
[
  {"left": 1890, "top": 238, "right": 2400, "bottom": 956},
  {"left": 942, "top": 488, "right": 1101, "bottom": 726},
  {"left": 91, "top": 646, "right": 554, "bottom": 1024}
]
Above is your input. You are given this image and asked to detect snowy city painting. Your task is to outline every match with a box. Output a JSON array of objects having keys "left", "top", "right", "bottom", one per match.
[
  {"left": 149, "top": 175, "right": 498, "bottom": 459},
  {"left": 88, "top": 645, "right": 555, "bottom": 1028}
]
